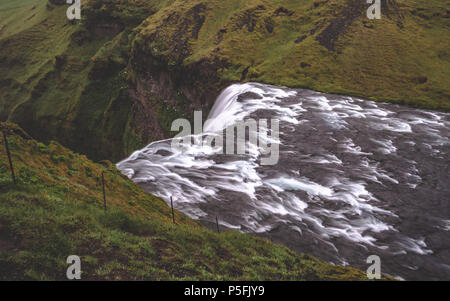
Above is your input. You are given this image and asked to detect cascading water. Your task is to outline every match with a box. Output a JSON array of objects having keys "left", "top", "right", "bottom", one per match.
[{"left": 117, "top": 83, "right": 450, "bottom": 280}]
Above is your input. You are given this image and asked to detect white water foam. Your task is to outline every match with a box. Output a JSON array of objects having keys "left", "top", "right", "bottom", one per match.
[{"left": 117, "top": 82, "right": 450, "bottom": 280}]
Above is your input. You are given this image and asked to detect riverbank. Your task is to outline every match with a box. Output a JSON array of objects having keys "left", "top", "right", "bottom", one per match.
[{"left": 117, "top": 83, "right": 450, "bottom": 280}]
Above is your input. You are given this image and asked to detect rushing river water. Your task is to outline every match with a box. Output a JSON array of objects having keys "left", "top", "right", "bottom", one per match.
[{"left": 117, "top": 83, "right": 450, "bottom": 280}]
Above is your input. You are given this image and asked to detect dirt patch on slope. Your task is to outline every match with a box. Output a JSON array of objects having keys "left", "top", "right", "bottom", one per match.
[{"left": 316, "top": 0, "right": 403, "bottom": 51}]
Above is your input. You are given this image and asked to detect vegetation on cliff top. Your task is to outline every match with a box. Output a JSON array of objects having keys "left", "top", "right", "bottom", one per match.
[
  {"left": 135, "top": 0, "right": 449, "bottom": 109},
  {"left": 0, "top": 0, "right": 448, "bottom": 161},
  {"left": 0, "top": 122, "right": 370, "bottom": 280}
]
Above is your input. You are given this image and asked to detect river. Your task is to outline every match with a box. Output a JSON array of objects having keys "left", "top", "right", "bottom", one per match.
[{"left": 117, "top": 83, "right": 450, "bottom": 280}]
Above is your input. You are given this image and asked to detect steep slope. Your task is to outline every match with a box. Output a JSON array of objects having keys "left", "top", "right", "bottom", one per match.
[
  {"left": 132, "top": 0, "right": 449, "bottom": 110},
  {"left": 0, "top": 122, "right": 370, "bottom": 280},
  {"left": 0, "top": 0, "right": 448, "bottom": 162},
  {"left": 0, "top": 0, "right": 168, "bottom": 162}
]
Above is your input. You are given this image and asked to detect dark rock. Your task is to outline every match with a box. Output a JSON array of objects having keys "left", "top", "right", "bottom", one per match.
[
  {"left": 265, "top": 18, "right": 274, "bottom": 33},
  {"left": 300, "top": 62, "right": 311, "bottom": 68},
  {"left": 48, "top": 0, "right": 66, "bottom": 5},
  {"left": 274, "top": 7, "right": 294, "bottom": 16},
  {"left": 237, "top": 92, "right": 263, "bottom": 102},
  {"left": 54, "top": 55, "right": 67, "bottom": 70},
  {"left": 295, "top": 35, "right": 307, "bottom": 44},
  {"left": 414, "top": 76, "right": 428, "bottom": 84},
  {"left": 190, "top": 3, "right": 207, "bottom": 39},
  {"left": 155, "top": 149, "right": 173, "bottom": 157},
  {"left": 316, "top": 0, "right": 403, "bottom": 51},
  {"left": 240, "top": 66, "right": 250, "bottom": 82},
  {"left": 315, "top": 0, "right": 366, "bottom": 51}
]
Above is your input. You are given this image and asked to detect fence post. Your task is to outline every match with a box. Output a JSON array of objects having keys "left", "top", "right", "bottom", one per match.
[
  {"left": 101, "top": 171, "right": 106, "bottom": 212},
  {"left": 2, "top": 130, "right": 16, "bottom": 185},
  {"left": 170, "top": 196, "right": 175, "bottom": 224},
  {"left": 216, "top": 216, "right": 220, "bottom": 234}
]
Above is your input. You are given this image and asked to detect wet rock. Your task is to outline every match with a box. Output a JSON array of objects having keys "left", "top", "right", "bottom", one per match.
[
  {"left": 237, "top": 92, "right": 263, "bottom": 102},
  {"left": 155, "top": 149, "right": 173, "bottom": 157}
]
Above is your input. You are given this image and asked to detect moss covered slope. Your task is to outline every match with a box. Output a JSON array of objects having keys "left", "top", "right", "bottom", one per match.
[
  {"left": 0, "top": 122, "right": 370, "bottom": 280},
  {"left": 0, "top": 0, "right": 161, "bottom": 162},
  {"left": 134, "top": 0, "right": 449, "bottom": 109},
  {"left": 0, "top": 0, "right": 448, "bottom": 162}
]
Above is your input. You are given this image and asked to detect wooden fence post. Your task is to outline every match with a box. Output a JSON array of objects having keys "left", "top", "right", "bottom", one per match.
[
  {"left": 101, "top": 171, "right": 106, "bottom": 212},
  {"left": 170, "top": 196, "right": 175, "bottom": 224},
  {"left": 2, "top": 130, "right": 16, "bottom": 185},
  {"left": 216, "top": 216, "right": 220, "bottom": 234}
]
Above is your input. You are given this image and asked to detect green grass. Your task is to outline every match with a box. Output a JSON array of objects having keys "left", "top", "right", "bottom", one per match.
[
  {"left": 135, "top": 0, "right": 449, "bottom": 110},
  {"left": 0, "top": 0, "right": 48, "bottom": 39},
  {"left": 0, "top": 0, "right": 448, "bottom": 162},
  {"left": 0, "top": 122, "right": 371, "bottom": 280},
  {"left": 0, "top": 1, "right": 140, "bottom": 161}
]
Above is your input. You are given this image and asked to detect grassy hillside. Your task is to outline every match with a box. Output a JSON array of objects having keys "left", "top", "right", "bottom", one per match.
[
  {"left": 134, "top": 0, "right": 449, "bottom": 108},
  {"left": 0, "top": 0, "right": 448, "bottom": 162},
  {"left": 0, "top": 122, "right": 370, "bottom": 280},
  {"left": 0, "top": 0, "right": 159, "bottom": 162}
]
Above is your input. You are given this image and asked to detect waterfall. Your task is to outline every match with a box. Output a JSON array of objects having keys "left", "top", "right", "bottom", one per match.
[{"left": 117, "top": 83, "right": 450, "bottom": 280}]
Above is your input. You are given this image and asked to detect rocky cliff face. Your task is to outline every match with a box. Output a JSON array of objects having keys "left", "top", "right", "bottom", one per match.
[
  {"left": 127, "top": 3, "right": 231, "bottom": 145},
  {"left": 1, "top": 0, "right": 448, "bottom": 162}
]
